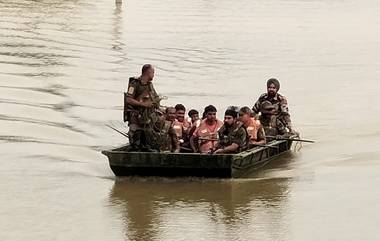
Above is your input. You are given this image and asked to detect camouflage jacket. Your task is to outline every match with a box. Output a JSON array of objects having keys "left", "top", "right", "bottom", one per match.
[
  {"left": 124, "top": 77, "right": 160, "bottom": 124},
  {"left": 252, "top": 93, "right": 292, "bottom": 130},
  {"left": 217, "top": 122, "right": 247, "bottom": 152},
  {"left": 154, "top": 120, "right": 178, "bottom": 152},
  {"left": 259, "top": 115, "right": 288, "bottom": 138}
]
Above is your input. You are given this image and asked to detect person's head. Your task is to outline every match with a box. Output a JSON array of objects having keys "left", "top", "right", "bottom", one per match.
[
  {"left": 141, "top": 64, "right": 155, "bottom": 81},
  {"left": 224, "top": 108, "right": 238, "bottom": 127},
  {"left": 261, "top": 101, "right": 276, "bottom": 116},
  {"left": 267, "top": 78, "right": 280, "bottom": 97},
  {"left": 204, "top": 105, "right": 217, "bottom": 122},
  {"left": 188, "top": 109, "right": 199, "bottom": 123},
  {"left": 175, "top": 104, "right": 186, "bottom": 122},
  {"left": 165, "top": 107, "right": 176, "bottom": 121},
  {"left": 238, "top": 106, "right": 252, "bottom": 123}
]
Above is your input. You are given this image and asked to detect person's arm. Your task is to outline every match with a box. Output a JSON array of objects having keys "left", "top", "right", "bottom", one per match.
[
  {"left": 125, "top": 81, "right": 153, "bottom": 108},
  {"left": 279, "top": 96, "right": 294, "bottom": 132},
  {"left": 123, "top": 93, "right": 128, "bottom": 122},
  {"left": 215, "top": 128, "right": 246, "bottom": 154},
  {"left": 252, "top": 99, "right": 261, "bottom": 115},
  {"left": 126, "top": 97, "right": 152, "bottom": 108},
  {"left": 190, "top": 135, "right": 198, "bottom": 153},
  {"left": 251, "top": 125, "right": 266, "bottom": 145},
  {"left": 169, "top": 128, "right": 180, "bottom": 153},
  {"left": 214, "top": 143, "right": 239, "bottom": 154}
]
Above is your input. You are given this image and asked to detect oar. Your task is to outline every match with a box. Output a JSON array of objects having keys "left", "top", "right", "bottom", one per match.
[
  {"left": 266, "top": 136, "right": 315, "bottom": 143},
  {"left": 106, "top": 124, "right": 129, "bottom": 138}
]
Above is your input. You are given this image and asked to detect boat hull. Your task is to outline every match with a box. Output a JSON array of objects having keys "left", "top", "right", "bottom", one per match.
[{"left": 102, "top": 139, "right": 293, "bottom": 178}]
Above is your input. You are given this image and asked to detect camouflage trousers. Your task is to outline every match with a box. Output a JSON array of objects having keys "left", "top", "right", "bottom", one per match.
[{"left": 128, "top": 123, "right": 160, "bottom": 151}]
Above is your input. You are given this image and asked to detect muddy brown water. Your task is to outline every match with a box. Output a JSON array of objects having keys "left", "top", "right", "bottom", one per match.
[{"left": 1, "top": 0, "right": 380, "bottom": 240}]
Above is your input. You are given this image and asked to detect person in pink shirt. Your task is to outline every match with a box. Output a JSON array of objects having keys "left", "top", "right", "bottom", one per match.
[{"left": 190, "top": 105, "right": 223, "bottom": 153}]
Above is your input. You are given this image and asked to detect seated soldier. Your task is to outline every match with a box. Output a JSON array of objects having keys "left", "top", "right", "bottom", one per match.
[
  {"left": 213, "top": 108, "right": 247, "bottom": 154},
  {"left": 153, "top": 109, "right": 179, "bottom": 152},
  {"left": 259, "top": 101, "right": 291, "bottom": 141},
  {"left": 238, "top": 106, "right": 266, "bottom": 148},
  {"left": 190, "top": 105, "right": 223, "bottom": 153}
]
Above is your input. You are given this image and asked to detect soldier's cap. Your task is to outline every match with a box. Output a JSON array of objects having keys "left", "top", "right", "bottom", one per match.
[
  {"left": 261, "top": 101, "right": 275, "bottom": 111},
  {"left": 267, "top": 78, "right": 280, "bottom": 90}
]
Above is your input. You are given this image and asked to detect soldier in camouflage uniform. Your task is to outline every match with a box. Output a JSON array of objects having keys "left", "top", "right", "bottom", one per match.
[
  {"left": 213, "top": 108, "right": 247, "bottom": 154},
  {"left": 153, "top": 109, "right": 179, "bottom": 153},
  {"left": 252, "top": 78, "right": 296, "bottom": 133},
  {"left": 259, "top": 101, "right": 291, "bottom": 141},
  {"left": 124, "top": 64, "right": 161, "bottom": 151}
]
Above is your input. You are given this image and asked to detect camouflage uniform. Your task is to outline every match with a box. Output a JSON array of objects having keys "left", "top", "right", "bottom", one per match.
[
  {"left": 153, "top": 120, "right": 178, "bottom": 152},
  {"left": 259, "top": 114, "right": 295, "bottom": 143},
  {"left": 124, "top": 77, "right": 160, "bottom": 150},
  {"left": 252, "top": 93, "right": 293, "bottom": 131},
  {"left": 217, "top": 122, "right": 247, "bottom": 153}
]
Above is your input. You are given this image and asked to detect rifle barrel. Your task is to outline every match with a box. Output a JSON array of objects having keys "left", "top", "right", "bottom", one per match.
[{"left": 254, "top": 144, "right": 279, "bottom": 149}]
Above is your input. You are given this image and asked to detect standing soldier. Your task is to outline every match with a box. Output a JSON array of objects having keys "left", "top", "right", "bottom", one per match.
[
  {"left": 124, "top": 64, "right": 160, "bottom": 151},
  {"left": 252, "top": 78, "right": 295, "bottom": 133}
]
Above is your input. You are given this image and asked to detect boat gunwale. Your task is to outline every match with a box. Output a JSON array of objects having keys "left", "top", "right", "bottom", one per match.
[{"left": 101, "top": 139, "right": 288, "bottom": 157}]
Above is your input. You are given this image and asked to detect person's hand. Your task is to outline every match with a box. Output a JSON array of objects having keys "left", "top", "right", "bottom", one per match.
[
  {"left": 213, "top": 149, "right": 224, "bottom": 154},
  {"left": 290, "top": 129, "right": 300, "bottom": 137},
  {"left": 141, "top": 100, "right": 153, "bottom": 108},
  {"left": 276, "top": 135, "right": 284, "bottom": 140}
]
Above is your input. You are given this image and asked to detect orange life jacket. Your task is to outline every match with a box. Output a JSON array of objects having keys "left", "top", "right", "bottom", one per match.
[
  {"left": 245, "top": 118, "right": 261, "bottom": 143},
  {"left": 172, "top": 120, "right": 184, "bottom": 139},
  {"left": 193, "top": 119, "right": 223, "bottom": 153}
]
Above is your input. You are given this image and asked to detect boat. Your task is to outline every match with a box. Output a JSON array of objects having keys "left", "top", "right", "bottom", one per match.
[{"left": 101, "top": 137, "right": 294, "bottom": 178}]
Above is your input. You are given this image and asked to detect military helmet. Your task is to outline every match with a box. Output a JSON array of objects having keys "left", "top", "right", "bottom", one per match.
[{"left": 261, "top": 101, "right": 275, "bottom": 113}]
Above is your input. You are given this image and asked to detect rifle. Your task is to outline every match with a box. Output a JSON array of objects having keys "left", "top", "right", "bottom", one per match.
[
  {"left": 180, "top": 146, "right": 194, "bottom": 152},
  {"left": 198, "top": 137, "right": 218, "bottom": 141},
  {"left": 248, "top": 144, "right": 279, "bottom": 149},
  {"left": 266, "top": 135, "right": 315, "bottom": 143},
  {"left": 199, "top": 138, "right": 278, "bottom": 150}
]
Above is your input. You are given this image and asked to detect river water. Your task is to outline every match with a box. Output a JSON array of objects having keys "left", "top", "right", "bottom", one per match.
[{"left": 1, "top": 0, "right": 380, "bottom": 240}]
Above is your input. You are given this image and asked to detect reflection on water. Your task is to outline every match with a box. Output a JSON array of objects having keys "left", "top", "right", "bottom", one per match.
[{"left": 109, "top": 177, "right": 290, "bottom": 241}]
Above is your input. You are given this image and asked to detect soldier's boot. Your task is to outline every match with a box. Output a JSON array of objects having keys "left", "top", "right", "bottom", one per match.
[
  {"left": 125, "top": 145, "right": 138, "bottom": 152},
  {"left": 139, "top": 131, "right": 159, "bottom": 152},
  {"left": 127, "top": 130, "right": 143, "bottom": 151}
]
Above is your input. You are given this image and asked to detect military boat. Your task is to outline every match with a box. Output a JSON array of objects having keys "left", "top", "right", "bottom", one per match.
[{"left": 102, "top": 137, "right": 294, "bottom": 178}]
